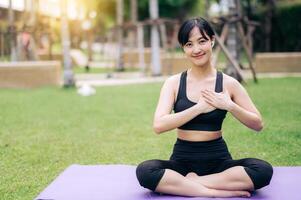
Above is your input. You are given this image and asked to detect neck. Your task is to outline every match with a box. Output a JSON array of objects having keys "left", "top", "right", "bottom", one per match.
[{"left": 189, "top": 62, "right": 216, "bottom": 80}]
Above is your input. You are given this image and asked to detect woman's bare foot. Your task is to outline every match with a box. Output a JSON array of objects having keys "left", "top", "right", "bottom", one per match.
[{"left": 185, "top": 172, "right": 251, "bottom": 198}]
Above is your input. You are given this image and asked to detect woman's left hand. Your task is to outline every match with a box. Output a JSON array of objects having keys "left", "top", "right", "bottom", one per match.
[{"left": 201, "top": 89, "right": 234, "bottom": 111}]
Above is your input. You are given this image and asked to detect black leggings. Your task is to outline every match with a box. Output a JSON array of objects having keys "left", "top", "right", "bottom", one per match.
[{"left": 136, "top": 137, "right": 273, "bottom": 191}]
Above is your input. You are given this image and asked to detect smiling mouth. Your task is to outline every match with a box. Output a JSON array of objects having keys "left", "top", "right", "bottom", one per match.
[{"left": 192, "top": 53, "right": 206, "bottom": 59}]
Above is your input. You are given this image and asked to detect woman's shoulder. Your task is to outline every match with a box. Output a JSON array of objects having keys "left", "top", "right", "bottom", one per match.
[
  {"left": 221, "top": 72, "right": 243, "bottom": 93},
  {"left": 221, "top": 72, "right": 240, "bottom": 86},
  {"left": 164, "top": 72, "right": 182, "bottom": 86},
  {"left": 161, "top": 73, "right": 184, "bottom": 96}
]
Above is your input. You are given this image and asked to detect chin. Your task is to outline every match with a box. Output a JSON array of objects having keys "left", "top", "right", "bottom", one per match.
[
  {"left": 189, "top": 56, "right": 210, "bottom": 67},
  {"left": 193, "top": 60, "right": 209, "bottom": 67}
]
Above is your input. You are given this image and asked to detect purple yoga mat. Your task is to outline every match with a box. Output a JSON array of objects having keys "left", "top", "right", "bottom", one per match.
[{"left": 35, "top": 165, "right": 301, "bottom": 200}]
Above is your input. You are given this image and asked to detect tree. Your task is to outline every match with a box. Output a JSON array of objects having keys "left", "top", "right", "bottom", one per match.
[
  {"left": 61, "top": 0, "right": 75, "bottom": 87},
  {"left": 224, "top": 0, "right": 241, "bottom": 81},
  {"left": 263, "top": 0, "right": 276, "bottom": 51},
  {"left": 149, "top": 0, "right": 161, "bottom": 76},
  {"left": 116, "top": 0, "right": 124, "bottom": 71},
  {"left": 8, "top": 0, "right": 17, "bottom": 61},
  {"left": 133, "top": 0, "right": 199, "bottom": 21}
]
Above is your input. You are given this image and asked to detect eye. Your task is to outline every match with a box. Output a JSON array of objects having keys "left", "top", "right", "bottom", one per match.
[
  {"left": 199, "top": 40, "right": 207, "bottom": 45},
  {"left": 184, "top": 42, "right": 192, "bottom": 48}
]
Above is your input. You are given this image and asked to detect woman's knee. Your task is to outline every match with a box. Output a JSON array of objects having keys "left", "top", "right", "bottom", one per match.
[
  {"left": 243, "top": 158, "right": 273, "bottom": 189},
  {"left": 136, "top": 160, "right": 166, "bottom": 191},
  {"left": 258, "top": 159, "right": 273, "bottom": 187}
]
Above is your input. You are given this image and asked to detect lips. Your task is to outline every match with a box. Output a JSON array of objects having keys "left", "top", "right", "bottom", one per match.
[{"left": 192, "top": 53, "right": 206, "bottom": 59}]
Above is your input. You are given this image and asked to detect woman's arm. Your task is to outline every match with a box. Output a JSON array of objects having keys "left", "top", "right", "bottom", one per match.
[
  {"left": 201, "top": 77, "right": 263, "bottom": 132},
  {"left": 153, "top": 76, "right": 213, "bottom": 134},
  {"left": 227, "top": 79, "right": 263, "bottom": 131}
]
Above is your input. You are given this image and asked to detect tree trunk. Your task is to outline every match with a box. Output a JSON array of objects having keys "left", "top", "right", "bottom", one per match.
[
  {"left": 130, "top": 0, "right": 138, "bottom": 46},
  {"left": 225, "top": 0, "right": 241, "bottom": 82},
  {"left": 137, "top": 23, "right": 145, "bottom": 74},
  {"left": 27, "top": 0, "right": 36, "bottom": 27},
  {"left": 149, "top": 0, "right": 161, "bottom": 76},
  {"left": 131, "top": 0, "right": 138, "bottom": 23},
  {"left": 264, "top": 0, "right": 276, "bottom": 52},
  {"left": 61, "top": 0, "right": 75, "bottom": 86},
  {"left": 8, "top": 0, "right": 17, "bottom": 61},
  {"left": 128, "top": 0, "right": 138, "bottom": 68},
  {"left": 116, "top": 0, "right": 124, "bottom": 71},
  {"left": 20, "top": 0, "right": 38, "bottom": 61},
  {"left": 205, "top": 0, "right": 210, "bottom": 19}
]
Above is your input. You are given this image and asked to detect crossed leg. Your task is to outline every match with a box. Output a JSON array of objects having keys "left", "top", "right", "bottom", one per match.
[
  {"left": 155, "top": 168, "right": 251, "bottom": 198},
  {"left": 185, "top": 166, "right": 254, "bottom": 191}
]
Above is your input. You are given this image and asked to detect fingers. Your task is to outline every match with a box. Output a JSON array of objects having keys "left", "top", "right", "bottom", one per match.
[
  {"left": 204, "top": 99, "right": 214, "bottom": 107},
  {"left": 201, "top": 90, "right": 215, "bottom": 99},
  {"left": 201, "top": 90, "right": 216, "bottom": 106},
  {"left": 201, "top": 90, "right": 228, "bottom": 110}
]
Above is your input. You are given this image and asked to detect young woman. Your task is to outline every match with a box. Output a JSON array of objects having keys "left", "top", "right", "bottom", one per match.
[{"left": 135, "top": 17, "right": 273, "bottom": 198}]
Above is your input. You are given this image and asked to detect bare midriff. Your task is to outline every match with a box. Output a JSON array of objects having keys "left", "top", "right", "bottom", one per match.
[{"left": 177, "top": 129, "right": 222, "bottom": 142}]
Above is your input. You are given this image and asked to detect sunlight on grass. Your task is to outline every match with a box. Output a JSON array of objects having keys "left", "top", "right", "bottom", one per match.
[{"left": 0, "top": 77, "right": 300, "bottom": 199}]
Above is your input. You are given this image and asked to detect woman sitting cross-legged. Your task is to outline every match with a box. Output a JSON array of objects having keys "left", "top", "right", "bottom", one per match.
[{"left": 136, "top": 17, "right": 273, "bottom": 198}]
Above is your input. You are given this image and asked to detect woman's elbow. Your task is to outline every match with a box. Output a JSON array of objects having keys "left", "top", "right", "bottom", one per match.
[
  {"left": 252, "top": 118, "right": 264, "bottom": 132},
  {"left": 153, "top": 123, "right": 164, "bottom": 134}
]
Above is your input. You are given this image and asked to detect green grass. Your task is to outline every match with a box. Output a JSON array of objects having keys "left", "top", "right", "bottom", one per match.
[
  {"left": 217, "top": 51, "right": 249, "bottom": 65},
  {"left": 0, "top": 77, "right": 301, "bottom": 199}
]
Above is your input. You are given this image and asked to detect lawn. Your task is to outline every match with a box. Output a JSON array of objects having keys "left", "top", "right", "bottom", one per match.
[{"left": 0, "top": 77, "right": 300, "bottom": 200}]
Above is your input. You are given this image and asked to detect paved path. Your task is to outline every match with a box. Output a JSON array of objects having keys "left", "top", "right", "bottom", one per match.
[
  {"left": 75, "top": 71, "right": 301, "bottom": 87},
  {"left": 75, "top": 72, "right": 167, "bottom": 87}
]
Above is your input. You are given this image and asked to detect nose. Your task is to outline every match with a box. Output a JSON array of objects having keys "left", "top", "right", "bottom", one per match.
[{"left": 192, "top": 44, "right": 202, "bottom": 54}]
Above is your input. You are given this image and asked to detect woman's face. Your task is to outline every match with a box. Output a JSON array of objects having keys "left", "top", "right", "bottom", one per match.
[{"left": 183, "top": 26, "right": 213, "bottom": 67}]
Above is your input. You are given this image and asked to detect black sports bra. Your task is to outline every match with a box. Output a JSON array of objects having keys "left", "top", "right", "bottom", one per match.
[{"left": 173, "top": 70, "right": 227, "bottom": 131}]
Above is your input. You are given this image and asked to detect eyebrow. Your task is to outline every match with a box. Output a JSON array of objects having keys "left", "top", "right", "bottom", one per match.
[{"left": 187, "top": 37, "right": 206, "bottom": 42}]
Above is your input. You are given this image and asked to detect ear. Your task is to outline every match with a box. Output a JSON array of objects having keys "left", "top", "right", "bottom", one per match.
[
  {"left": 211, "top": 37, "right": 215, "bottom": 48},
  {"left": 181, "top": 46, "right": 185, "bottom": 52}
]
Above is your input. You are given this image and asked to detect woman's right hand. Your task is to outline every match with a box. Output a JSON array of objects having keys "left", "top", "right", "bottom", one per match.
[{"left": 196, "top": 95, "right": 216, "bottom": 113}]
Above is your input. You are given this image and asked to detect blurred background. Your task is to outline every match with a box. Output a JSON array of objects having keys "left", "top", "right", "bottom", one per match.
[
  {"left": 0, "top": 0, "right": 301, "bottom": 88},
  {"left": 1, "top": 2, "right": 301, "bottom": 200}
]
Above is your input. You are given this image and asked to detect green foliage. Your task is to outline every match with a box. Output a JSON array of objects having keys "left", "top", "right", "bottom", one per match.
[
  {"left": 85, "top": 0, "right": 202, "bottom": 35},
  {"left": 270, "top": 4, "right": 301, "bottom": 51},
  {"left": 94, "top": 0, "right": 116, "bottom": 32},
  {"left": 0, "top": 77, "right": 301, "bottom": 199},
  {"left": 129, "top": 0, "right": 200, "bottom": 21},
  {"left": 158, "top": 0, "right": 198, "bottom": 20},
  {"left": 251, "top": 2, "right": 301, "bottom": 52}
]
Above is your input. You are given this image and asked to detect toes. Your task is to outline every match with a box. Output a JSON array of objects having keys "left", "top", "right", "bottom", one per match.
[{"left": 240, "top": 191, "right": 251, "bottom": 198}]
